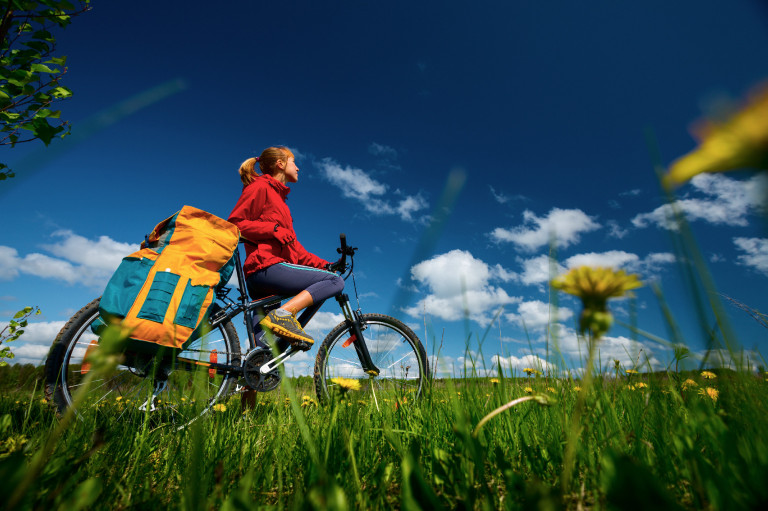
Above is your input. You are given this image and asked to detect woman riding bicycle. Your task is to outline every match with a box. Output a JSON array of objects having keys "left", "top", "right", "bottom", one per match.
[{"left": 228, "top": 146, "right": 344, "bottom": 351}]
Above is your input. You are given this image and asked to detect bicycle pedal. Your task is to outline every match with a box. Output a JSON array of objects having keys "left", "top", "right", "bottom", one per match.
[{"left": 290, "top": 340, "right": 312, "bottom": 352}]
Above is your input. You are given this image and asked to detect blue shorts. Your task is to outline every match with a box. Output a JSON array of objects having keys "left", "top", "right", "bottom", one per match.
[{"left": 246, "top": 262, "right": 344, "bottom": 304}]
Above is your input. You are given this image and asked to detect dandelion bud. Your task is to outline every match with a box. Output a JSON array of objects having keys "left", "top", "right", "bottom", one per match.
[{"left": 579, "top": 308, "right": 613, "bottom": 338}]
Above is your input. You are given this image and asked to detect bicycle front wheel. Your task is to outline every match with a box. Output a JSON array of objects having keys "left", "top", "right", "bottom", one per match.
[
  {"left": 44, "top": 297, "right": 241, "bottom": 427},
  {"left": 313, "top": 313, "right": 429, "bottom": 403}
]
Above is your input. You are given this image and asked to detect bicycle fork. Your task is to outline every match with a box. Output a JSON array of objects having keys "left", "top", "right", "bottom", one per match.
[{"left": 336, "top": 294, "right": 380, "bottom": 376}]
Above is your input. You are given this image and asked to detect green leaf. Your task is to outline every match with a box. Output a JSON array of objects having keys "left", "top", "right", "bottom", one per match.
[
  {"left": 30, "top": 63, "right": 57, "bottom": 74},
  {"left": 13, "top": 307, "right": 32, "bottom": 319},
  {"left": 31, "top": 30, "right": 54, "bottom": 42},
  {"left": 23, "top": 41, "right": 51, "bottom": 53},
  {"left": 27, "top": 117, "right": 63, "bottom": 145},
  {"left": 51, "top": 86, "right": 72, "bottom": 99}
]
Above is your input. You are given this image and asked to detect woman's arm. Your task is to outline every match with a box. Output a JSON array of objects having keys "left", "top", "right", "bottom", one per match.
[
  {"left": 228, "top": 184, "right": 276, "bottom": 241},
  {"left": 293, "top": 238, "right": 331, "bottom": 269}
]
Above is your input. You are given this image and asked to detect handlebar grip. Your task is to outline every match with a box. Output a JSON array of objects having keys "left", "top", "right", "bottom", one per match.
[{"left": 338, "top": 233, "right": 347, "bottom": 267}]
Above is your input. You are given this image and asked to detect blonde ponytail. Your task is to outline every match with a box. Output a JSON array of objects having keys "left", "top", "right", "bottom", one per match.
[
  {"left": 238, "top": 146, "right": 295, "bottom": 185},
  {"left": 238, "top": 157, "right": 260, "bottom": 186}
]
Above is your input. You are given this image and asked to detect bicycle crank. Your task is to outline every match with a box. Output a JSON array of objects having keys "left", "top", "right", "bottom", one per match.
[{"left": 242, "top": 348, "right": 281, "bottom": 392}]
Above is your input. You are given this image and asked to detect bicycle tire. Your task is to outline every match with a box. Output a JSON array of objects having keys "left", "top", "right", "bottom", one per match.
[
  {"left": 313, "top": 313, "right": 430, "bottom": 404},
  {"left": 44, "top": 297, "right": 241, "bottom": 427}
]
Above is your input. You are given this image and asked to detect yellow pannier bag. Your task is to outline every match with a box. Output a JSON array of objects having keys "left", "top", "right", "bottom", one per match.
[{"left": 98, "top": 206, "right": 240, "bottom": 350}]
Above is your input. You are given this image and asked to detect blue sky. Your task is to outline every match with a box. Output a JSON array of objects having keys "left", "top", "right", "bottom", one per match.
[{"left": 2, "top": 0, "right": 768, "bottom": 376}]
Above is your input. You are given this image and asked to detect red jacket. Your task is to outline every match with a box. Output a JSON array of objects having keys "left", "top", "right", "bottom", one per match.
[{"left": 228, "top": 174, "right": 329, "bottom": 276}]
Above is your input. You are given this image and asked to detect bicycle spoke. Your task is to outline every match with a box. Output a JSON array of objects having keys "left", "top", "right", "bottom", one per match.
[{"left": 383, "top": 351, "right": 413, "bottom": 371}]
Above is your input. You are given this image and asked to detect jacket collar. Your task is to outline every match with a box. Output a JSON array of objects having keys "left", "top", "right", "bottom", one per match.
[{"left": 260, "top": 173, "right": 291, "bottom": 199}]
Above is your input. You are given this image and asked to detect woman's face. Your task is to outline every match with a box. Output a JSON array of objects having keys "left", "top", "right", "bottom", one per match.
[{"left": 283, "top": 156, "right": 299, "bottom": 183}]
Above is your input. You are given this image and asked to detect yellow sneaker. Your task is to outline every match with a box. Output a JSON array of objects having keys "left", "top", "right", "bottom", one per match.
[{"left": 259, "top": 310, "right": 314, "bottom": 351}]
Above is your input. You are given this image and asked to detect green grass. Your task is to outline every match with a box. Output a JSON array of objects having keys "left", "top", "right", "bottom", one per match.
[{"left": 2, "top": 368, "right": 767, "bottom": 510}]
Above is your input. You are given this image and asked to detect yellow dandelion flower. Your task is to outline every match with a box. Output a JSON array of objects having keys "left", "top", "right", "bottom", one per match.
[
  {"left": 664, "top": 82, "right": 768, "bottom": 188},
  {"left": 115, "top": 396, "right": 123, "bottom": 401},
  {"left": 574, "top": 386, "right": 582, "bottom": 392},
  {"left": 628, "top": 384, "right": 636, "bottom": 391},
  {"left": 636, "top": 382, "right": 648, "bottom": 389},
  {"left": 701, "top": 371, "right": 717, "bottom": 380},
  {"left": 682, "top": 378, "right": 698, "bottom": 389},
  {"left": 700, "top": 387, "right": 719, "bottom": 402},
  {"left": 625, "top": 369, "right": 639, "bottom": 375},
  {"left": 490, "top": 378, "right": 500, "bottom": 385},
  {"left": 212, "top": 403, "right": 227, "bottom": 412},
  {"left": 330, "top": 377, "right": 361, "bottom": 392},
  {"left": 551, "top": 266, "right": 642, "bottom": 303},
  {"left": 547, "top": 387, "right": 557, "bottom": 393},
  {"left": 551, "top": 266, "right": 642, "bottom": 337},
  {"left": 524, "top": 387, "right": 533, "bottom": 394},
  {"left": 523, "top": 368, "right": 535, "bottom": 375}
]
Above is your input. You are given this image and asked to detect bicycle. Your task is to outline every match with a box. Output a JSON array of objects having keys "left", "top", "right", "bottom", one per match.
[{"left": 44, "top": 234, "right": 430, "bottom": 427}]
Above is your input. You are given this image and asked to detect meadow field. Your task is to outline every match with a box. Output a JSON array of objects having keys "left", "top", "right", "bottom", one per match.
[
  {"left": 3, "top": 80, "right": 768, "bottom": 510},
  {"left": 1, "top": 363, "right": 767, "bottom": 510}
]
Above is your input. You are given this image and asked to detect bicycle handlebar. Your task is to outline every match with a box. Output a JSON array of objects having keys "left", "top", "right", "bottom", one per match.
[{"left": 338, "top": 233, "right": 348, "bottom": 269}]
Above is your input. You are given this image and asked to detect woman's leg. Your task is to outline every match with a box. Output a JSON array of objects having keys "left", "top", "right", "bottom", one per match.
[
  {"left": 282, "top": 290, "right": 314, "bottom": 314},
  {"left": 246, "top": 263, "right": 344, "bottom": 348}
]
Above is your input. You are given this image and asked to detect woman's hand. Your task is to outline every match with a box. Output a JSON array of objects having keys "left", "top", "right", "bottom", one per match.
[{"left": 273, "top": 226, "right": 296, "bottom": 245}]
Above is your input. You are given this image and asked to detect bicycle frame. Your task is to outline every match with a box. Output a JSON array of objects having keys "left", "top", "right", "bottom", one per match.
[{"left": 193, "top": 244, "right": 381, "bottom": 378}]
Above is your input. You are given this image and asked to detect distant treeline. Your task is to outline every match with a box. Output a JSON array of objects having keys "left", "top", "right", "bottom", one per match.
[{"left": 0, "top": 363, "right": 46, "bottom": 391}]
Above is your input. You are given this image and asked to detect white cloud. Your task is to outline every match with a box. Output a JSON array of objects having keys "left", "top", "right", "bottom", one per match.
[
  {"left": 303, "top": 311, "right": 345, "bottom": 340},
  {"left": 562, "top": 250, "right": 675, "bottom": 280},
  {"left": 516, "top": 254, "right": 565, "bottom": 286},
  {"left": 490, "top": 208, "right": 600, "bottom": 251},
  {"left": 43, "top": 230, "right": 132, "bottom": 272},
  {"left": 0, "top": 231, "right": 136, "bottom": 288},
  {"left": 405, "top": 250, "right": 520, "bottom": 326},
  {"left": 514, "top": 250, "right": 674, "bottom": 288},
  {"left": 606, "top": 220, "right": 628, "bottom": 239},
  {"left": 315, "top": 157, "right": 427, "bottom": 222},
  {"left": 0, "top": 246, "right": 21, "bottom": 280},
  {"left": 549, "top": 325, "right": 664, "bottom": 371},
  {"left": 489, "top": 186, "right": 526, "bottom": 204},
  {"left": 396, "top": 194, "right": 429, "bottom": 222},
  {"left": 506, "top": 300, "right": 573, "bottom": 330},
  {"left": 368, "top": 142, "right": 398, "bottom": 159},
  {"left": 564, "top": 250, "right": 639, "bottom": 270},
  {"left": 3, "top": 321, "right": 66, "bottom": 365},
  {"left": 317, "top": 158, "right": 388, "bottom": 198},
  {"left": 632, "top": 173, "right": 768, "bottom": 230},
  {"left": 733, "top": 237, "right": 768, "bottom": 276},
  {"left": 492, "top": 353, "right": 554, "bottom": 374}
]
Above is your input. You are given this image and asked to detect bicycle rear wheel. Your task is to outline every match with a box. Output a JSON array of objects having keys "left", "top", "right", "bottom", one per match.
[
  {"left": 313, "top": 313, "right": 429, "bottom": 404},
  {"left": 44, "top": 297, "right": 241, "bottom": 427}
]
